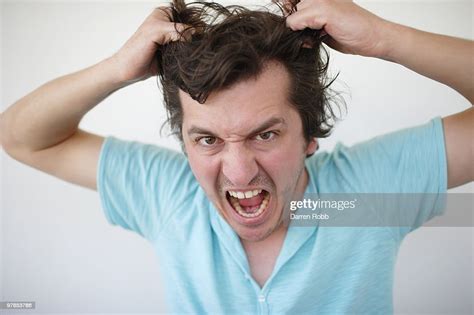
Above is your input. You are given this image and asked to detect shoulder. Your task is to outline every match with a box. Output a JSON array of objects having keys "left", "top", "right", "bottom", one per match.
[{"left": 305, "top": 117, "right": 446, "bottom": 193}]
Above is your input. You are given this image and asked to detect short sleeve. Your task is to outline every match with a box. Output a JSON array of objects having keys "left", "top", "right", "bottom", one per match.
[
  {"left": 97, "top": 137, "right": 197, "bottom": 242},
  {"left": 312, "top": 117, "right": 448, "bottom": 239}
]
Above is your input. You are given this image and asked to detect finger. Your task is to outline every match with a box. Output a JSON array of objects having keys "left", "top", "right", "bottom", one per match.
[
  {"left": 295, "top": 0, "right": 313, "bottom": 11},
  {"left": 322, "top": 36, "right": 347, "bottom": 54},
  {"left": 151, "top": 6, "right": 173, "bottom": 22},
  {"left": 177, "top": 24, "right": 196, "bottom": 42},
  {"left": 161, "top": 23, "right": 193, "bottom": 44},
  {"left": 148, "top": 7, "right": 194, "bottom": 44},
  {"left": 286, "top": 7, "right": 326, "bottom": 31}
]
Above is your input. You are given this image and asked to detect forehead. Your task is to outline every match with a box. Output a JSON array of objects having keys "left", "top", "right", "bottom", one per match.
[{"left": 180, "top": 61, "right": 298, "bottom": 135}]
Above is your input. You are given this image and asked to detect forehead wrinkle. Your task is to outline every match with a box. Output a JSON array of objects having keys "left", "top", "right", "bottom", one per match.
[
  {"left": 219, "top": 101, "right": 287, "bottom": 134},
  {"left": 181, "top": 61, "right": 293, "bottom": 140}
]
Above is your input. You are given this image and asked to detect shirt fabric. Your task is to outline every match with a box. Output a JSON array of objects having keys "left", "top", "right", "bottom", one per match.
[{"left": 97, "top": 117, "right": 447, "bottom": 314}]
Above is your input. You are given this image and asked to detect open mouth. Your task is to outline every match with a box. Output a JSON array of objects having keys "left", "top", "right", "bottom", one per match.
[{"left": 226, "top": 189, "right": 270, "bottom": 218}]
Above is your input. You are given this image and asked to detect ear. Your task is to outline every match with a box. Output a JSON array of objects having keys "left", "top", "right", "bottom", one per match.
[{"left": 305, "top": 137, "right": 318, "bottom": 156}]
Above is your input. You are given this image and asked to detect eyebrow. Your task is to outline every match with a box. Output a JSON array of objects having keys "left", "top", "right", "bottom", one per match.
[{"left": 187, "top": 117, "right": 287, "bottom": 137}]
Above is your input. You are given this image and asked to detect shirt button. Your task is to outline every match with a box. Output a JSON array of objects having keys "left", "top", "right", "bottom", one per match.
[{"left": 258, "top": 295, "right": 266, "bottom": 303}]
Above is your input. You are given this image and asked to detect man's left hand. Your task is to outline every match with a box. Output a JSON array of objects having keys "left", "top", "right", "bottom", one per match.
[{"left": 284, "top": 0, "right": 391, "bottom": 58}]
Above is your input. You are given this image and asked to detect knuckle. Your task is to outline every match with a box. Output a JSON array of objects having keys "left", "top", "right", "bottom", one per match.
[
  {"left": 153, "top": 6, "right": 169, "bottom": 13},
  {"left": 151, "top": 6, "right": 172, "bottom": 21}
]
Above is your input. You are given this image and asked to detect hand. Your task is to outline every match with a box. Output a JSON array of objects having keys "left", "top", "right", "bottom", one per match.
[
  {"left": 284, "top": 0, "right": 391, "bottom": 58},
  {"left": 111, "top": 7, "right": 191, "bottom": 86}
]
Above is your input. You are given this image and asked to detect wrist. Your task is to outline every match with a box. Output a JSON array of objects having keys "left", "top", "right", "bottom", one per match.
[
  {"left": 377, "top": 20, "right": 411, "bottom": 62},
  {"left": 98, "top": 56, "right": 131, "bottom": 91}
]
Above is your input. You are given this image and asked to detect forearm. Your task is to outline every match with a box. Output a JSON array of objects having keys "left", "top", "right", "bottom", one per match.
[
  {"left": 381, "top": 22, "right": 474, "bottom": 104},
  {"left": 1, "top": 57, "right": 125, "bottom": 151}
]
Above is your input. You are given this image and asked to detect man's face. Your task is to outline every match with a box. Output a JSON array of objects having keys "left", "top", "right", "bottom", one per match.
[{"left": 181, "top": 61, "right": 317, "bottom": 242}]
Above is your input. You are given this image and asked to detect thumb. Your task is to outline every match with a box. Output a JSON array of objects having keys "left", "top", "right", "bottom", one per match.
[{"left": 323, "top": 36, "right": 348, "bottom": 54}]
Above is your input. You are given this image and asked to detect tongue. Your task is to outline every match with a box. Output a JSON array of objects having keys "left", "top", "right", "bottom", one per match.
[{"left": 238, "top": 193, "right": 264, "bottom": 207}]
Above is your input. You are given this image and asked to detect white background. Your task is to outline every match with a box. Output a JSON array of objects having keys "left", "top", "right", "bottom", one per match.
[{"left": 1, "top": 0, "right": 473, "bottom": 314}]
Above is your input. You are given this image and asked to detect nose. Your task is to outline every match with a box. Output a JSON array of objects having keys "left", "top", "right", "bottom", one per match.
[{"left": 221, "top": 143, "right": 259, "bottom": 187}]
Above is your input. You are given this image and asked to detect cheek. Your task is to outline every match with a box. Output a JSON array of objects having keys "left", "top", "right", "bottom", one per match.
[
  {"left": 258, "top": 141, "right": 306, "bottom": 188},
  {"left": 187, "top": 151, "right": 220, "bottom": 190}
]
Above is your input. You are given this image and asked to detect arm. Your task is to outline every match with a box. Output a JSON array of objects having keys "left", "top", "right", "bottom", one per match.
[
  {"left": 0, "top": 58, "right": 121, "bottom": 190},
  {"left": 0, "top": 7, "right": 190, "bottom": 190},
  {"left": 1, "top": 58, "right": 121, "bottom": 152},
  {"left": 284, "top": 0, "right": 474, "bottom": 188},
  {"left": 382, "top": 23, "right": 473, "bottom": 104},
  {"left": 382, "top": 23, "right": 473, "bottom": 189}
]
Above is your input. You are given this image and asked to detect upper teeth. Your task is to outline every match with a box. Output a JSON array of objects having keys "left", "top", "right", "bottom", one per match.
[{"left": 229, "top": 189, "right": 262, "bottom": 199}]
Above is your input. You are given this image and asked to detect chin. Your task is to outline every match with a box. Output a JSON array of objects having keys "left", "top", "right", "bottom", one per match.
[
  {"left": 209, "top": 184, "right": 286, "bottom": 241},
  {"left": 224, "top": 192, "right": 283, "bottom": 242}
]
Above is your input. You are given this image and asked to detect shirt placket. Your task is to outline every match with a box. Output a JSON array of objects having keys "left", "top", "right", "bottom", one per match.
[{"left": 257, "top": 291, "right": 269, "bottom": 315}]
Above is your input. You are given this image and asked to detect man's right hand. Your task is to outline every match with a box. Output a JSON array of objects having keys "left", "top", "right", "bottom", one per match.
[
  {"left": 111, "top": 7, "right": 191, "bottom": 86},
  {"left": 0, "top": 7, "right": 192, "bottom": 191}
]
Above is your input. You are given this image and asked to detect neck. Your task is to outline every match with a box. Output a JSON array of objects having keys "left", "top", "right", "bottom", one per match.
[
  {"left": 241, "top": 222, "right": 287, "bottom": 251},
  {"left": 295, "top": 166, "right": 309, "bottom": 200}
]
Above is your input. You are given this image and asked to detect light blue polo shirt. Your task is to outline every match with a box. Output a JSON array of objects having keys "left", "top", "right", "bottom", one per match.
[{"left": 97, "top": 117, "right": 447, "bottom": 314}]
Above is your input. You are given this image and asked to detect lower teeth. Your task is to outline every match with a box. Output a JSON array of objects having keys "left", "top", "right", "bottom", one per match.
[{"left": 230, "top": 194, "right": 269, "bottom": 218}]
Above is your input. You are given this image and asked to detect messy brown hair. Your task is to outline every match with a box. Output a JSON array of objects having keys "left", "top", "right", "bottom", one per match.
[{"left": 157, "top": 0, "right": 343, "bottom": 148}]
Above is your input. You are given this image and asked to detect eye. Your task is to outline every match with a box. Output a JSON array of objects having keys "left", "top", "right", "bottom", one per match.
[
  {"left": 255, "top": 131, "right": 276, "bottom": 141},
  {"left": 197, "top": 136, "right": 219, "bottom": 146}
]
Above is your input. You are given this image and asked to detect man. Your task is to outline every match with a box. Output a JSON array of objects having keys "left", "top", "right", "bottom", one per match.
[{"left": 1, "top": 0, "right": 472, "bottom": 314}]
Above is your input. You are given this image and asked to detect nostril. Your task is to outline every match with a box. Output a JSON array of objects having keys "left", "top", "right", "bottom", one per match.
[{"left": 222, "top": 169, "right": 259, "bottom": 188}]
